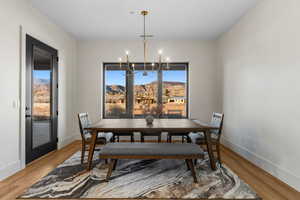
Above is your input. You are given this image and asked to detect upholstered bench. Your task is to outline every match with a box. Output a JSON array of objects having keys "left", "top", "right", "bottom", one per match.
[{"left": 99, "top": 143, "right": 204, "bottom": 183}]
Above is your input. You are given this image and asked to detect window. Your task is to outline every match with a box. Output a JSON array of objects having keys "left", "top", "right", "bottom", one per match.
[
  {"left": 104, "top": 70, "right": 127, "bottom": 118},
  {"left": 134, "top": 70, "right": 158, "bottom": 117},
  {"left": 103, "top": 63, "right": 188, "bottom": 118},
  {"left": 162, "top": 70, "right": 187, "bottom": 118}
]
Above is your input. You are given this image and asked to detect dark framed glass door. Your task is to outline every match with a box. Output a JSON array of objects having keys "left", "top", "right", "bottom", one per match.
[{"left": 25, "top": 35, "right": 58, "bottom": 164}]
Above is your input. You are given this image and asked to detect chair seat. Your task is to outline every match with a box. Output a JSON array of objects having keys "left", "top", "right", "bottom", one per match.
[
  {"left": 167, "top": 132, "right": 190, "bottom": 136},
  {"left": 141, "top": 132, "right": 162, "bottom": 136},
  {"left": 113, "top": 132, "right": 134, "bottom": 138},
  {"left": 189, "top": 132, "right": 219, "bottom": 144},
  {"left": 85, "top": 132, "right": 113, "bottom": 144}
]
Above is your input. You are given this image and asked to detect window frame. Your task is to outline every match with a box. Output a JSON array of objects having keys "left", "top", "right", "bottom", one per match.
[{"left": 102, "top": 62, "right": 189, "bottom": 119}]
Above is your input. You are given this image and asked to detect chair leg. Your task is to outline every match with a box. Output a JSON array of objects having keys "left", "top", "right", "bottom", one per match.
[
  {"left": 112, "top": 159, "right": 118, "bottom": 170},
  {"left": 182, "top": 136, "right": 184, "bottom": 143},
  {"left": 131, "top": 134, "right": 134, "bottom": 142},
  {"left": 194, "top": 159, "right": 197, "bottom": 165},
  {"left": 187, "top": 135, "right": 192, "bottom": 143},
  {"left": 216, "top": 144, "right": 221, "bottom": 164},
  {"left": 141, "top": 134, "right": 144, "bottom": 143},
  {"left": 110, "top": 135, "right": 115, "bottom": 143},
  {"left": 81, "top": 142, "right": 86, "bottom": 164},
  {"left": 168, "top": 135, "right": 171, "bottom": 143},
  {"left": 117, "top": 136, "right": 120, "bottom": 142},
  {"left": 185, "top": 159, "right": 190, "bottom": 170},
  {"left": 158, "top": 135, "right": 161, "bottom": 143}
]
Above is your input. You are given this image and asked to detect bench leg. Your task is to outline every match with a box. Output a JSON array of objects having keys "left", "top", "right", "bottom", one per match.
[
  {"left": 187, "top": 159, "right": 198, "bottom": 183},
  {"left": 185, "top": 159, "right": 190, "bottom": 170},
  {"left": 106, "top": 159, "right": 117, "bottom": 181}
]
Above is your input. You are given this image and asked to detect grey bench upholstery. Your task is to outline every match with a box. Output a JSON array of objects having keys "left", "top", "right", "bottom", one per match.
[
  {"left": 100, "top": 143, "right": 204, "bottom": 157},
  {"left": 100, "top": 143, "right": 203, "bottom": 183}
]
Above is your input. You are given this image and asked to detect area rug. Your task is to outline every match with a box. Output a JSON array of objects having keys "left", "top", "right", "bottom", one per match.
[{"left": 19, "top": 151, "right": 260, "bottom": 199}]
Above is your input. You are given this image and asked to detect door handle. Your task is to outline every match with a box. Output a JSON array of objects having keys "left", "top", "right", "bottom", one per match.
[{"left": 25, "top": 114, "right": 31, "bottom": 118}]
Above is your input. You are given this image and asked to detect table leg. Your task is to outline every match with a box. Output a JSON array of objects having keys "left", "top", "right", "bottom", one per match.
[
  {"left": 87, "top": 131, "right": 98, "bottom": 170},
  {"left": 187, "top": 159, "right": 198, "bottom": 183},
  {"left": 205, "top": 129, "right": 216, "bottom": 170},
  {"left": 106, "top": 159, "right": 116, "bottom": 181}
]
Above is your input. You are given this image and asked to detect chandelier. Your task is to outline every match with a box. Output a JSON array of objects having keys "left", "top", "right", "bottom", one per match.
[{"left": 118, "top": 10, "right": 170, "bottom": 76}]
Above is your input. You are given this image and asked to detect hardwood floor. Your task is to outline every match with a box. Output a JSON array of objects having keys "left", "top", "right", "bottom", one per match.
[{"left": 0, "top": 141, "right": 299, "bottom": 200}]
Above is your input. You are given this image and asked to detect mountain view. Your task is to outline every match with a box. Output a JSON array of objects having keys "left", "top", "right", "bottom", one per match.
[
  {"left": 105, "top": 81, "right": 186, "bottom": 117},
  {"left": 33, "top": 78, "right": 51, "bottom": 118}
]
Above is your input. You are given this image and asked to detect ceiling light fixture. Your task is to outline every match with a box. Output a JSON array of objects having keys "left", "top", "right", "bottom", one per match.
[{"left": 118, "top": 10, "right": 170, "bottom": 76}]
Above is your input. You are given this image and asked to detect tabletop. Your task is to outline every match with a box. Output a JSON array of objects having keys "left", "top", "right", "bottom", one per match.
[{"left": 86, "top": 118, "right": 218, "bottom": 133}]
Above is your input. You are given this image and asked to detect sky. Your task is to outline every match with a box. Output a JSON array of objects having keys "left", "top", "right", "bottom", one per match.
[
  {"left": 105, "top": 70, "right": 187, "bottom": 86},
  {"left": 33, "top": 70, "right": 51, "bottom": 80},
  {"left": 34, "top": 69, "right": 187, "bottom": 86}
]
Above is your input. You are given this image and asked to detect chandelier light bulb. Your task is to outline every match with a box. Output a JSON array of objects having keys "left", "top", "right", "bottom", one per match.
[
  {"left": 158, "top": 49, "right": 163, "bottom": 55},
  {"left": 166, "top": 57, "right": 170, "bottom": 62},
  {"left": 151, "top": 63, "right": 155, "bottom": 66},
  {"left": 118, "top": 57, "right": 122, "bottom": 62},
  {"left": 125, "top": 50, "right": 130, "bottom": 55}
]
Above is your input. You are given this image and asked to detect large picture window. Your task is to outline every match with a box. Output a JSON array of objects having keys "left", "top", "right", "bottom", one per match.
[{"left": 103, "top": 63, "right": 188, "bottom": 118}]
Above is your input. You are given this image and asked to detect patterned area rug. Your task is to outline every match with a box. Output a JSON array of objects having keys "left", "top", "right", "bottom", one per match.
[{"left": 19, "top": 151, "right": 260, "bottom": 199}]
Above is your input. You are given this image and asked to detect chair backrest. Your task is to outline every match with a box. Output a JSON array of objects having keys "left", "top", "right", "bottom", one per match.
[
  {"left": 210, "top": 112, "right": 224, "bottom": 140},
  {"left": 78, "top": 113, "right": 92, "bottom": 141}
]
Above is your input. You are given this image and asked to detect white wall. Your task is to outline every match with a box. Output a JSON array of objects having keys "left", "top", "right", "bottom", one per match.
[
  {"left": 218, "top": 0, "right": 300, "bottom": 191},
  {"left": 0, "top": 0, "right": 77, "bottom": 180},
  {"left": 76, "top": 39, "right": 221, "bottom": 133}
]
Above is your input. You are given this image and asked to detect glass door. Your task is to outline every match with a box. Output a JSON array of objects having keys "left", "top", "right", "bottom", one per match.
[{"left": 25, "top": 35, "right": 58, "bottom": 164}]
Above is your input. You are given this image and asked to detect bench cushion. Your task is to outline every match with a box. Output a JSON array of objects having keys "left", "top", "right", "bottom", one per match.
[{"left": 100, "top": 143, "right": 203, "bottom": 157}]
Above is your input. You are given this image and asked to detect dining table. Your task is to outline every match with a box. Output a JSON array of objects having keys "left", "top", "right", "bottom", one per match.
[{"left": 85, "top": 118, "right": 219, "bottom": 171}]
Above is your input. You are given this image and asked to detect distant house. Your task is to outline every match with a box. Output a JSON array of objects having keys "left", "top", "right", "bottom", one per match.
[{"left": 167, "top": 97, "right": 185, "bottom": 104}]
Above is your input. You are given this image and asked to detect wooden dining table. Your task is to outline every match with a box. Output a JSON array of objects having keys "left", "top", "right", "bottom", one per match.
[{"left": 85, "top": 118, "right": 219, "bottom": 171}]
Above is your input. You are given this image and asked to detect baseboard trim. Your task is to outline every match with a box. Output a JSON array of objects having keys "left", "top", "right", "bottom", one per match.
[
  {"left": 58, "top": 135, "right": 76, "bottom": 149},
  {"left": 0, "top": 160, "right": 21, "bottom": 181},
  {"left": 221, "top": 137, "right": 300, "bottom": 192}
]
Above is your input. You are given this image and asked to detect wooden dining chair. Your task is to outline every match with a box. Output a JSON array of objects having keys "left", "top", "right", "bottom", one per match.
[
  {"left": 112, "top": 131, "right": 134, "bottom": 142},
  {"left": 166, "top": 132, "right": 191, "bottom": 143},
  {"left": 189, "top": 112, "right": 224, "bottom": 163},
  {"left": 141, "top": 132, "right": 162, "bottom": 143},
  {"left": 78, "top": 113, "right": 112, "bottom": 164}
]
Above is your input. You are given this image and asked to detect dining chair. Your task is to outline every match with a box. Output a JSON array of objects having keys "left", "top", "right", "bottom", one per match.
[
  {"left": 166, "top": 131, "right": 191, "bottom": 143},
  {"left": 141, "top": 132, "right": 162, "bottom": 143},
  {"left": 112, "top": 131, "right": 134, "bottom": 142},
  {"left": 189, "top": 112, "right": 224, "bottom": 163},
  {"left": 78, "top": 113, "right": 112, "bottom": 164}
]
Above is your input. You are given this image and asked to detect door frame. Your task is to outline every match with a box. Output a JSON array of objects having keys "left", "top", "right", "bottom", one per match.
[
  {"left": 24, "top": 34, "right": 58, "bottom": 164},
  {"left": 19, "top": 27, "right": 60, "bottom": 169}
]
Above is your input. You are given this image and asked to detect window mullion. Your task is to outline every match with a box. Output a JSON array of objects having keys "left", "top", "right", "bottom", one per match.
[
  {"left": 157, "top": 69, "right": 163, "bottom": 118},
  {"left": 126, "top": 70, "right": 134, "bottom": 118}
]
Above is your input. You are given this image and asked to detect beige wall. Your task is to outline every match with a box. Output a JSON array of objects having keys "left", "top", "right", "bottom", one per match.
[
  {"left": 76, "top": 39, "right": 221, "bottom": 126},
  {"left": 0, "top": 0, "right": 77, "bottom": 180},
  {"left": 218, "top": 0, "right": 300, "bottom": 191}
]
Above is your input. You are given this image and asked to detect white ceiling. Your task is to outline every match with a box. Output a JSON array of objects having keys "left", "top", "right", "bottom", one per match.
[{"left": 30, "top": 0, "right": 258, "bottom": 40}]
